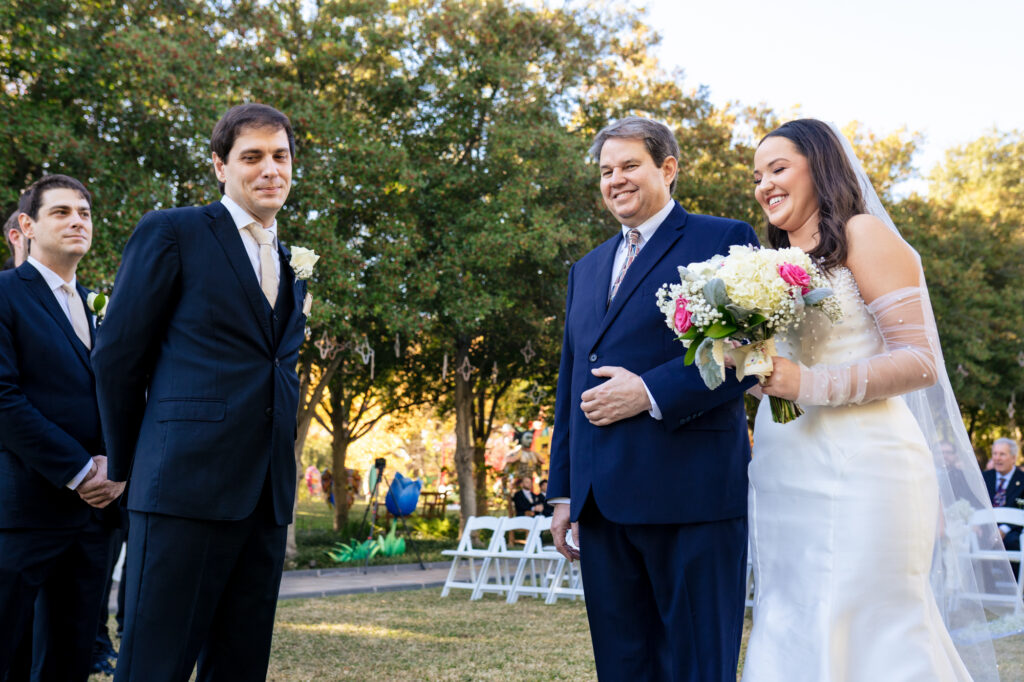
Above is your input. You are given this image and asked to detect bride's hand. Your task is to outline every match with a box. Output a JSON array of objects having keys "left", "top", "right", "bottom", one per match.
[{"left": 761, "top": 356, "right": 801, "bottom": 401}]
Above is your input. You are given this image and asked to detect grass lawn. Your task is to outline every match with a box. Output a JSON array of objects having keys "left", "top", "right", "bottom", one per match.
[
  {"left": 292, "top": 497, "right": 459, "bottom": 570},
  {"left": 90, "top": 589, "right": 1024, "bottom": 681}
]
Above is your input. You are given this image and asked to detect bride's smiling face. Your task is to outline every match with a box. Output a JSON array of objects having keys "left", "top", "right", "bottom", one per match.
[{"left": 753, "top": 136, "right": 820, "bottom": 236}]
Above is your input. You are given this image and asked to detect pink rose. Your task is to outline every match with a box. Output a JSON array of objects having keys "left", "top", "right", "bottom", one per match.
[
  {"left": 778, "top": 263, "right": 811, "bottom": 294},
  {"left": 674, "top": 297, "right": 692, "bottom": 333}
]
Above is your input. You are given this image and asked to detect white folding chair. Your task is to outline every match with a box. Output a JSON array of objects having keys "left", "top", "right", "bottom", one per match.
[
  {"left": 506, "top": 516, "right": 563, "bottom": 603},
  {"left": 440, "top": 516, "right": 503, "bottom": 597},
  {"left": 470, "top": 516, "right": 537, "bottom": 600},
  {"left": 955, "top": 507, "right": 1024, "bottom": 611}
]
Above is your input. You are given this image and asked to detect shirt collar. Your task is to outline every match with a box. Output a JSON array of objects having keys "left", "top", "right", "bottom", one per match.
[
  {"left": 27, "top": 255, "right": 75, "bottom": 292},
  {"left": 620, "top": 199, "right": 675, "bottom": 245},
  {"left": 221, "top": 195, "right": 278, "bottom": 240}
]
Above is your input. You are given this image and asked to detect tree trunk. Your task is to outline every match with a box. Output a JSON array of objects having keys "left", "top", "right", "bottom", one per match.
[
  {"left": 331, "top": 430, "right": 352, "bottom": 532},
  {"left": 287, "top": 354, "right": 342, "bottom": 561},
  {"left": 453, "top": 348, "right": 477, "bottom": 529},
  {"left": 473, "top": 441, "right": 488, "bottom": 516}
]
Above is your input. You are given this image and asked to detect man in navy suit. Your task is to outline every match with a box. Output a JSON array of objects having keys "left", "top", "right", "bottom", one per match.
[
  {"left": 0, "top": 174, "right": 124, "bottom": 681},
  {"left": 93, "top": 104, "right": 308, "bottom": 681},
  {"left": 984, "top": 438, "right": 1024, "bottom": 557},
  {"left": 548, "top": 117, "right": 758, "bottom": 681}
]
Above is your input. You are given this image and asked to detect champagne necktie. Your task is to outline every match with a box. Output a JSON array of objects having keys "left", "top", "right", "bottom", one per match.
[
  {"left": 608, "top": 228, "right": 641, "bottom": 305},
  {"left": 61, "top": 284, "right": 91, "bottom": 350},
  {"left": 243, "top": 222, "right": 279, "bottom": 308}
]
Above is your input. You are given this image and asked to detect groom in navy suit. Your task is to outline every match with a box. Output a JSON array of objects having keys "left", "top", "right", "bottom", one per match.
[
  {"left": 93, "top": 104, "right": 308, "bottom": 681},
  {"left": 548, "top": 117, "right": 758, "bottom": 681},
  {"left": 0, "top": 174, "right": 124, "bottom": 681}
]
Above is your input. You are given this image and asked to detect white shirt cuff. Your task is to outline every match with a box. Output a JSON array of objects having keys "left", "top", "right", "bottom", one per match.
[
  {"left": 643, "top": 380, "right": 662, "bottom": 420},
  {"left": 66, "top": 460, "right": 95, "bottom": 490},
  {"left": 548, "top": 497, "right": 570, "bottom": 505}
]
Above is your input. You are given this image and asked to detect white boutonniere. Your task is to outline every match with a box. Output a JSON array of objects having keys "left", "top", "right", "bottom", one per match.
[
  {"left": 290, "top": 246, "right": 320, "bottom": 280},
  {"left": 1015, "top": 498, "right": 1024, "bottom": 509},
  {"left": 86, "top": 292, "right": 108, "bottom": 321}
]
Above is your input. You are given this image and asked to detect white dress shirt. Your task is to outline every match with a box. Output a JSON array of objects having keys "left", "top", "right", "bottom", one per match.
[
  {"left": 221, "top": 195, "right": 281, "bottom": 283},
  {"left": 26, "top": 256, "right": 95, "bottom": 490},
  {"left": 550, "top": 200, "right": 675, "bottom": 507}
]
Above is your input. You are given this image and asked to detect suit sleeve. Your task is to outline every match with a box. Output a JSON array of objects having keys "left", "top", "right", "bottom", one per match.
[
  {"left": 546, "top": 263, "right": 576, "bottom": 500},
  {"left": 92, "top": 211, "right": 182, "bottom": 482},
  {"left": 0, "top": 288, "right": 94, "bottom": 487},
  {"left": 641, "top": 221, "right": 761, "bottom": 429}
]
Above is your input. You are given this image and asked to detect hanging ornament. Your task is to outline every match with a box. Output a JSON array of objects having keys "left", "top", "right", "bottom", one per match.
[
  {"left": 442, "top": 353, "right": 448, "bottom": 381},
  {"left": 457, "top": 355, "right": 475, "bottom": 382},
  {"left": 315, "top": 332, "right": 342, "bottom": 360},
  {"left": 394, "top": 334, "right": 401, "bottom": 358},
  {"left": 1017, "top": 351, "right": 1024, "bottom": 368},
  {"left": 527, "top": 382, "right": 545, "bottom": 405},
  {"left": 490, "top": 361, "right": 499, "bottom": 384},
  {"left": 1009, "top": 397, "right": 1017, "bottom": 422},
  {"left": 355, "top": 337, "right": 375, "bottom": 381},
  {"left": 520, "top": 340, "right": 536, "bottom": 364},
  {"left": 956, "top": 364, "right": 969, "bottom": 378}
]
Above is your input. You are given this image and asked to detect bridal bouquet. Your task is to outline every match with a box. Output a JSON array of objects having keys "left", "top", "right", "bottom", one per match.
[{"left": 656, "top": 245, "right": 841, "bottom": 423}]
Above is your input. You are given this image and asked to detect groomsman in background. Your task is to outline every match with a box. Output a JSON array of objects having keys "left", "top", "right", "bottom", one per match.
[
  {"left": 984, "top": 438, "right": 1024, "bottom": 570},
  {"left": 3, "top": 196, "right": 30, "bottom": 270},
  {"left": 0, "top": 174, "right": 124, "bottom": 681},
  {"left": 93, "top": 103, "right": 308, "bottom": 681}
]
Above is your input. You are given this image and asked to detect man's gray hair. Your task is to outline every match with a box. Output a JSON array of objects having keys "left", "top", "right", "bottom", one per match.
[
  {"left": 994, "top": 437, "right": 1020, "bottom": 457},
  {"left": 590, "top": 116, "right": 680, "bottom": 193}
]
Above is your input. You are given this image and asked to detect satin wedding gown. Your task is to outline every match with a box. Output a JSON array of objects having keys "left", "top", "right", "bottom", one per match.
[{"left": 743, "top": 266, "right": 972, "bottom": 681}]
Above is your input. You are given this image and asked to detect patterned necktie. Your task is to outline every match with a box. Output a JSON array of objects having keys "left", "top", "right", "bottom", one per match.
[
  {"left": 995, "top": 476, "right": 1008, "bottom": 507},
  {"left": 61, "top": 284, "right": 91, "bottom": 350},
  {"left": 243, "top": 222, "right": 279, "bottom": 308},
  {"left": 608, "top": 228, "right": 641, "bottom": 305}
]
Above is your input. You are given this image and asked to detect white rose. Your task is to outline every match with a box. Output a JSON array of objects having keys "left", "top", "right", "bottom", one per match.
[
  {"left": 86, "top": 292, "right": 108, "bottom": 318},
  {"left": 290, "top": 246, "right": 320, "bottom": 280}
]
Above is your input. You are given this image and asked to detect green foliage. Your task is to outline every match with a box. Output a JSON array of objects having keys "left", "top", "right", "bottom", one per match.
[
  {"left": 325, "top": 538, "right": 378, "bottom": 563},
  {"left": 411, "top": 515, "right": 459, "bottom": 541},
  {"left": 373, "top": 521, "right": 406, "bottom": 557}
]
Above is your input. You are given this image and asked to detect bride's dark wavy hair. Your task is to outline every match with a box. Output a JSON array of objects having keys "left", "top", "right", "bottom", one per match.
[{"left": 759, "top": 119, "right": 866, "bottom": 271}]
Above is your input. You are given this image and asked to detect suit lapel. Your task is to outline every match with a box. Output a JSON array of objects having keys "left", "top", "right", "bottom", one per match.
[
  {"left": 77, "top": 282, "right": 97, "bottom": 349},
  {"left": 18, "top": 265, "right": 92, "bottom": 372},
  {"left": 593, "top": 204, "right": 689, "bottom": 343},
  {"left": 204, "top": 202, "right": 273, "bottom": 348},
  {"left": 590, "top": 235, "right": 620, "bottom": 323}
]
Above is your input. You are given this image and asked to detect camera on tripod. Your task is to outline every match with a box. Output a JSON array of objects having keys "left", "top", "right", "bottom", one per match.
[{"left": 374, "top": 457, "right": 386, "bottom": 473}]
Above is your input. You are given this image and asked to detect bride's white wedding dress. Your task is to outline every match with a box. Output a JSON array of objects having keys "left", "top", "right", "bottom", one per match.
[{"left": 743, "top": 266, "right": 972, "bottom": 681}]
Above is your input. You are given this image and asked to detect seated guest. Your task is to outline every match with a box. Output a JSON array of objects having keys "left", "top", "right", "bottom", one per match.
[
  {"left": 983, "top": 438, "right": 1024, "bottom": 561},
  {"left": 538, "top": 478, "right": 554, "bottom": 517},
  {"left": 512, "top": 477, "right": 543, "bottom": 517}
]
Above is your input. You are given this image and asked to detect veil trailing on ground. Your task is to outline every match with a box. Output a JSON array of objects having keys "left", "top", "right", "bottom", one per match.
[{"left": 829, "top": 123, "right": 1024, "bottom": 681}]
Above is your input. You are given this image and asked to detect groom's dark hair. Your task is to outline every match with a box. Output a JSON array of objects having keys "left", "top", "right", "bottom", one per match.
[
  {"left": 210, "top": 103, "right": 296, "bottom": 193},
  {"left": 21, "top": 174, "right": 91, "bottom": 221},
  {"left": 590, "top": 116, "right": 680, "bottom": 193}
]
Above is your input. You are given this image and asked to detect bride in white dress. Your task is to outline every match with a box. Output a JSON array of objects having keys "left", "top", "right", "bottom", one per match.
[{"left": 742, "top": 119, "right": 1019, "bottom": 681}]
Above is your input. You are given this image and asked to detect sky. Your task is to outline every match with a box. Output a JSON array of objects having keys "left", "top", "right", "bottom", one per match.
[{"left": 637, "top": 0, "right": 1024, "bottom": 194}]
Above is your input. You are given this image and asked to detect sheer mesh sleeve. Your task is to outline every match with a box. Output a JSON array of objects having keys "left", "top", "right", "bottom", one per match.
[{"left": 798, "top": 287, "right": 938, "bottom": 406}]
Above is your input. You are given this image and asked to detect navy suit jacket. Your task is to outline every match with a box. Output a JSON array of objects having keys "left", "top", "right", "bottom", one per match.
[
  {"left": 984, "top": 468, "right": 1024, "bottom": 543},
  {"left": 0, "top": 263, "right": 104, "bottom": 528},
  {"left": 92, "top": 201, "right": 306, "bottom": 525},
  {"left": 548, "top": 203, "right": 759, "bottom": 525}
]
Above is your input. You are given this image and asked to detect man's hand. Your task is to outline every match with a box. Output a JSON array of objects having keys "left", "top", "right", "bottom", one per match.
[
  {"left": 77, "top": 455, "right": 125, "bottom": 509},
  {"left": 551, "top": 503, "right": 580, "bottom": 561},
  {"left": 580, "top": 366, "right": 651, "bottom": 426}
]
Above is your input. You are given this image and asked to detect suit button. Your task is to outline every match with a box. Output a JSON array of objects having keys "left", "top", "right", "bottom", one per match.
[
  {"left": 273, "top": 313, "right": 279, "bottom": 321},
  {"left": 589, "top": 353, "right": 597, "bottom": 362},
  {"left": 274, "top": 358, "right": 280, "bottom": 367},
  {"left": 265, "top": 407, "right": 274, "bottom": 418}
]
